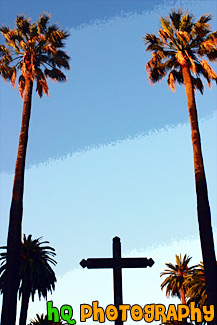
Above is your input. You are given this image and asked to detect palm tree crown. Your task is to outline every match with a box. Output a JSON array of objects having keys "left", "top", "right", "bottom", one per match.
[
  {"left": 0, "top": 235, "right": 57, "bottom": 325},
  {"left": 0, "top": 13, "right": 70, "bottom": 98},
  {"left": 160, "top": 254, "right": 196, "bottom": 304},
  {"left": 144, "top": 9, "right": 217, "bottom": 92},
  {"left": 19, "top": 234, "right": 57, "bottom": 301}
]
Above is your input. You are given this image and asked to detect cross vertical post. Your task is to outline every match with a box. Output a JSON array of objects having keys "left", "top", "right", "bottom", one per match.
[
  {"left": 80, "top": 236, "right": 154, "bottom": 325},
  {"left": 113, "top": 237, "right": 123, "bottom": 325}
]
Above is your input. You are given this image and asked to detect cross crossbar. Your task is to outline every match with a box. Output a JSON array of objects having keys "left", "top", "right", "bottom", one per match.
[
  {"left": 80, "top": 257, "right": 154, "bottom": 269},
  {"left": 80, "top": 236, "right": 154, "bottom": 325}
]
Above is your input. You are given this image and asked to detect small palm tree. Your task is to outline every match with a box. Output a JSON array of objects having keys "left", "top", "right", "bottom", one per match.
[
  {"left": 28, "top": 313, "right": 67, "bottom": 325},
  {"left": 0, "top": 14, "right": 70, "bottom": 325},
  {"left": 0, "top": 235, "right": 57, "bottom": 325},
  {"left": 185, "top": 262, "right": 207, "bottom": 309},
  {"left": 160, "top": 254, "right": 196, "bottom": 304},
  {"left": 144, "top": 9, "right": 217, "bottom": 309}
]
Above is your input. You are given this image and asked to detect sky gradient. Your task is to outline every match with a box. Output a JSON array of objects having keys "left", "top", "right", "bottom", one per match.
[{"left": 0, "top": 1, "right": 217, "bottom": 324}]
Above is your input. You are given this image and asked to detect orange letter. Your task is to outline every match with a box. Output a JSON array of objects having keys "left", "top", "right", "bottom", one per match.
[
  {"left": 189, "top": 302, "right": 202, "bottom": 322},
  {"left": 203, "top": 305, "right": 214, "bottom": 322},
  {"left": 130, "top": 305, "right": 143, "bottom": 321},
  {"left": 177, "top": 304, "right": 190, "bottom": 322},
  {"left": 155, "top": 304, "right": 166, "bottom": 323},
  {"left": 119, "top": 304, "right": 130, "bottom": 321},
  {"left": 106, "top": 305, "right": 118, "bottom": 321},
  {"left": 80, "top": 304, "right": 92, "bottom": 322},
  {"left": 144, "top": 304, "right": 155, "bottom": 323},
  {"left": 92, "top": 301, "right": 105, "bottom": 323},
  {"left": 166, "top": 304, "right": 178, "bottom": 322}
]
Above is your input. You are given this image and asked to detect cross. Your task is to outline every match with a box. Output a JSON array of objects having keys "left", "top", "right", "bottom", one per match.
[{"left": 80, "top": 236, "right": 154, "bottom": 325}]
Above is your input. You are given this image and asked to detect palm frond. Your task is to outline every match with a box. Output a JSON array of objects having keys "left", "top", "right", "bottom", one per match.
[
  {"left": 38, "top": 13, "right": 51, "bottom": 34},
  {"left": 167, "top": 69, "right": 183, "bottom": 92},
  {"left": 45, "top": 25, "right": 70, "bottom": 48},
  {"left": 29, "top": 24, "right": 39, "bottom": 39},
  {"left": 201, "top": 59, "right": 217, "bottom": 87},
  {"left": 158, "top": 29, "right": 170, "bottom": 43},
  {"left": 160, "top": 17, "right": 175, "bottom": 39},
  {"left": 44, "top": 67, "right": 67, "bottom": 81},
  {"left": 18, "top": 75, "right": 25, "bottom": 98},
  {"left": 180, "top": 12, "right": 194, "bottom": 33},
  {"left": 11, "top": 67, "right": 16, "bottom": 87},
  {"left": 177, "top": 31, "right": 191, "bottom": 44},
  {"left": 0, "top": 13, "right": 70, "bottom": 98},
  {"left": 16, "top": 15, "right": 31, "bottom": 36},
  {"left": 0, "top": 28, "right": 20, "bottom": 51},
  {"left": 191, "top": 14, "right": 212, "bottom": 40},
  {"left": 144, "top": 33, "right": 163, "bottom": 48},
  {"left": 146, "top": 52, "right": 167, "bottom": 84},
  {"left": 188, "top": 56, "right": 197, "bottom": 75},
  {"left": 198, "top": 31, "right": 217, "bottom": 61},
  {"left": 36, "top": 77, "right": 49, "bottom": 97},
  {"left": 49, "top": 50, "right": 70, "bottom": 69},
  {"left": 184, "top": 262, "right": 208, "bottom": 308},
  {"left": 201, "top": 31, "right": 217, "bottom": 50},
  {"left": 169, "top": 9, "right": 183, "bottom": 31},
  {"left": 0, "top": 26, "right": 10, "bottom": 37},
  {"left": 0, "top": 64, "right": 15, "bottom": 81},
  {"left": 0, "top": 44, "right": 12, "bottom": 59}
]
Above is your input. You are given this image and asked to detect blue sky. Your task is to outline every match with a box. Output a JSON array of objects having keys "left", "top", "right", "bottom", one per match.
[
  {"left": 0, "top": 0, "right": 217, "bottom": 324},
  {"left": 0, "top": 0, "right": 216, "bottom": 173}
]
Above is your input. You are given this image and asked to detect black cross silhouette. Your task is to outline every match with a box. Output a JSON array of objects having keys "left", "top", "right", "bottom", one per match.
[{"left": 80, "top": 236, "right": 154, "bottom": 325}]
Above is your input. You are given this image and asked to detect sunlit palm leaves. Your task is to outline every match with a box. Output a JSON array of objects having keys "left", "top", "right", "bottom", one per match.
[
  {"left": 160, "top": 254, "right": 196, "bottom": 304},
  {"left": 161, "top": 257, "right": 213, "bottom": 325},
  {"left": 0, "top": 13, "right": 70, "bottom": 98},
  {"left": 185, "top": 262, "right": 207, "bottom": 309},
  {"left": 144, "top": 9, "right": 217, "bottom": 93}
]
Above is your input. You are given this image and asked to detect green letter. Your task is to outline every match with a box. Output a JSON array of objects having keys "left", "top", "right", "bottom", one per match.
[
  {"left": 61, "top": 304, "right": 76, "bottom": 324},
  {"left": 47, "top": 301, "right": 60, "bottom": 322}
]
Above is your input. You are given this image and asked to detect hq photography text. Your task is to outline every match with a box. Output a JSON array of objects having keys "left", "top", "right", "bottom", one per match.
[{"left": 47, "top": 300, "right": 214, "bottom": 323}]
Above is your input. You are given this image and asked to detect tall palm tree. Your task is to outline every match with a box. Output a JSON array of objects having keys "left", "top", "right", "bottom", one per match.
[
  {"left": 0, "top": 235, "right": 57, "bottom": 325},
  {"left": 160, "top": 254, "right": 196, "bottom": 304},
  {"left": 144, "top": 9, "right": 217, "bottom": 311},
  {"left": 0, "top": 14, "right": 70, "bottom": 324}
]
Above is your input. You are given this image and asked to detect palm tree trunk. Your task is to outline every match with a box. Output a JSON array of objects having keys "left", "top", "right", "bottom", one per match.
[
  {"left": 181, "top": 62, "right": 217, "bottom": 312},
  {"left": 1, "top": 77, "right": 33, "bottom": 325},
  {"left": 19, "top": 286, "right": 31, "bottom": 325},
  {"left": 180, "top": 288, "right": 186, "bottom": 305}
]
